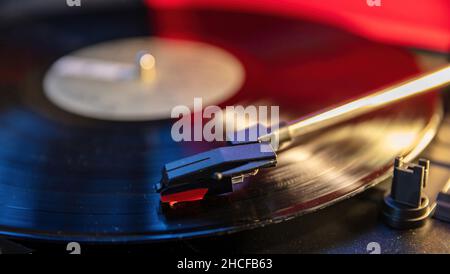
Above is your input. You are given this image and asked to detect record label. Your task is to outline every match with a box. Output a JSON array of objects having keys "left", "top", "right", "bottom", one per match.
[{"left": 43, "top": 37, "right": 245, "bottom": 121}]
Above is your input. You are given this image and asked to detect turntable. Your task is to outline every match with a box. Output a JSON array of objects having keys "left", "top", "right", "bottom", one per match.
[{"left": 0, "top": 0, "right": 449, "bottom": 255}]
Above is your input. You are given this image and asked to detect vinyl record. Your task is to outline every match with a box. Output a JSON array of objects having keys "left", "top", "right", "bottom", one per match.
[{"left": 0, "top": 7, "right": 441, "bottom": 242}]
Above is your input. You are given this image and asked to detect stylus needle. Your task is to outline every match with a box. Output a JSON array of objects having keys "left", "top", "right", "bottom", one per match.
[{"left": 158, "top": 65, "right": 450, "bottom": 203}]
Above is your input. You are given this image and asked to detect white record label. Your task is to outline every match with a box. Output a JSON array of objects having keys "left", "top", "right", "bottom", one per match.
[{"left": 43, "top": 37, "right": 245, "bottom": 121}]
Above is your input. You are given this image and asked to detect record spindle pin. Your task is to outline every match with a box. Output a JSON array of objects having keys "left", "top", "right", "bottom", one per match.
[{"left": 136, "top": 51, "right": 156, "bottom": 83}]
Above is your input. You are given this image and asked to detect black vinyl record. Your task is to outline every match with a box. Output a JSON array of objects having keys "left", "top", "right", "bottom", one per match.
[{"left": 0, "top": 7, "right": 442, "bottom": 242}]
